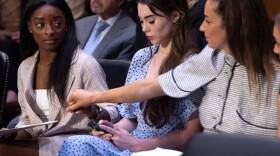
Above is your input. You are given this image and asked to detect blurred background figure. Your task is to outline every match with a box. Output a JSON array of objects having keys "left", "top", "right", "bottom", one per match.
[
  {"left": 65, "top": 0, "right": 89, "bottom": 20},
  {"left": 76, "top": 0, "right": 136, "bottom": 60},
  {"left": 188, "top": 0, "right": 207, "bottom": 50},
  {"left": 0, "top": 0, "right": 22, "bottom": 126}
]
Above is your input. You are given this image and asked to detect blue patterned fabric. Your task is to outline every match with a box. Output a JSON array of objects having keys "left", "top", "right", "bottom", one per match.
[{"left": 59, "top": 45, "right": 197, "bottom": 156}]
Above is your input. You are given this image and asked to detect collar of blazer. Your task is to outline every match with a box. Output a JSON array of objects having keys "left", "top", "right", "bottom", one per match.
[{"left": 20, "top": 49, "right": 80, "bottom": 129}]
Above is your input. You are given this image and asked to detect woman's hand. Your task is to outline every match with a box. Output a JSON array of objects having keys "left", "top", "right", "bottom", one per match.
[
  {"left": 99, "top": 123, "right": 137, "bottom": 151},
  {"left": 90, "top": 120, "right": 113, "bottom": 141},
  {"left": 91, "top": 130, "right": 112, "bottom": 141},
  {"left": 67, "top": 89, "right": 99, "bottom": 112}
]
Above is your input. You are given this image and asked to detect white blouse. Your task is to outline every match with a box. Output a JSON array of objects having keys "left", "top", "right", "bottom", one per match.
[{"left": 34, "top": 89, "right": 50, "bottom": 122}]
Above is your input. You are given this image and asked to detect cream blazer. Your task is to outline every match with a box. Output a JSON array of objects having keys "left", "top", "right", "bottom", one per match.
[{"left": 16, "top": 48, "right": 118, "bottom": 156}]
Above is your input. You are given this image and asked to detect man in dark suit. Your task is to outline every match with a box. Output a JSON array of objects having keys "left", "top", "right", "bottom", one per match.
[{"left": 76, "top": 0, "right": 136, "bottom": 61}]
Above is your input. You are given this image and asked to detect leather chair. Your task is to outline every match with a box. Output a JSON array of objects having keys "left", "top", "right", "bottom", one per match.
[
  {"left": 0, "top": 52, "right": 9, "bottom": 128},
  {"left": 98, "top": 59, "right": 130, "bottom": 89},
  {"left": 183, "top": 133, "right": 280, "bottom": 156}
]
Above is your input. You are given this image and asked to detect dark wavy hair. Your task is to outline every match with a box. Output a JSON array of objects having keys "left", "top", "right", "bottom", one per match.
[
  {"left": 20, "top": 0, "right": 79, "bottom": 104},
  {"left": 212, "top": 0, "right": 276, "bottom": 90},
  {"left": 138, "top": 0, "right": 197, "bottom": 128}
]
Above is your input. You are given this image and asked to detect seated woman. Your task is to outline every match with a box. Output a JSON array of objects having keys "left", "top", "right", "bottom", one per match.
[
  {"left": 67, "top": 0, "right": 280, "bottom": 137},
  {"left": 59, "top": 0, "right": 202, "bottom": 155},
  {"left": 0, "top": 0, "right": 118, "bottom": 155}
]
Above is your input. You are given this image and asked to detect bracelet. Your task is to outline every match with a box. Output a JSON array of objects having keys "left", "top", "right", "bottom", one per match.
[{"left": 90, "top": 106, "right": 103, "bottom": 121}]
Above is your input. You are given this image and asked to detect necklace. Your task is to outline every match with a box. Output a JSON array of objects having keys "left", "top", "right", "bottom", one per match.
[{"left": 39, "top": 55, "right": 52, "bottom": 70}]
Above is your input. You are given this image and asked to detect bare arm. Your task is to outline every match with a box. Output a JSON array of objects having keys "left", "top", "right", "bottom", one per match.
[
  {"left": 97, "top": 78, "right": 165, "bottom": 103},
  {"left": 67, "top": 78, "right": 166, "bottom": 112}
]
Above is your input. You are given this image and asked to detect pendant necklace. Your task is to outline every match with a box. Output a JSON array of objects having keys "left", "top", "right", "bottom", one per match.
[{"left": 39, "top": 55, "right": 52, "bottom": 70}]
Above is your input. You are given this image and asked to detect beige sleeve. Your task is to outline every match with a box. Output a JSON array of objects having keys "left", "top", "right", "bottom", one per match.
[{"left": 77, "top": 50, "right": 119, "bottom": 121}]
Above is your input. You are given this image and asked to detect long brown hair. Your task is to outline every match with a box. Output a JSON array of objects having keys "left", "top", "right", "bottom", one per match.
[
  {"left": 138, "top": 0, "right": 197, "bottom": 128},
  {"left": 212, "top": 0, "right": 275, "bottom": 90}
]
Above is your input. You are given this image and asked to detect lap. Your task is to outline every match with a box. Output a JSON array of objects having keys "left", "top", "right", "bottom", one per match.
[{"left": 60, "top": 135, "right": 131, "bottom": 156}]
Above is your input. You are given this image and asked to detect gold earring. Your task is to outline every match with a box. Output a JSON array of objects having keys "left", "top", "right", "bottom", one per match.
[{"left": 30, "top": 31, "right": 32, "bottom": 33}]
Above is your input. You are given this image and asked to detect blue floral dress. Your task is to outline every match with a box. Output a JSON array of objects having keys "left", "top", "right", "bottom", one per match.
[{"left": 59, "top": 45, "right": 197, "bottom": 156}]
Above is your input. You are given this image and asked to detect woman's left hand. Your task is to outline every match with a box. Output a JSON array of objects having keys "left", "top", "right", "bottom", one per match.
[{"left": 99, "top": 124, "right": 137, "bottom": 151}]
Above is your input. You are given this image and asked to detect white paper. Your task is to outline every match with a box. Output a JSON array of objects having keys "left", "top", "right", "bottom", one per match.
[
  {"left": 0, "top": 120, "right": 58, "bottom": 137},
  {"left": 132, "top": 147, "right": 183, "bottom": 156}
]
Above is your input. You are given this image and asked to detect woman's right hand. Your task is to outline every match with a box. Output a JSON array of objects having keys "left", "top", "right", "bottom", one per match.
[{"left": 67, "top": 89, "right": 100, "bottom": 112}]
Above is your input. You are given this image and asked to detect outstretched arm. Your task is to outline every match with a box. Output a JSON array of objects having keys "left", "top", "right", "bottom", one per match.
[{"left": 67, "top": 77, "right": 166, "bottom": 112}]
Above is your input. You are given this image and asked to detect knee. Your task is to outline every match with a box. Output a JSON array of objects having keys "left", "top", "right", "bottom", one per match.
[
  {"left": 59, "top": 135, "right": 101, "bottom": 156},
  {"left": 63, "top": 135, "right": 90, "bottom": 147}
]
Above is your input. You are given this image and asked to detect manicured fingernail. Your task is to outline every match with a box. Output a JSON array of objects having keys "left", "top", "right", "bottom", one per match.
[
  {"left": 69, "top": 101, "right": 75, "bottom": 105},
  {"left": 99, "top": 131, "right": 105, "bottom": 135}
]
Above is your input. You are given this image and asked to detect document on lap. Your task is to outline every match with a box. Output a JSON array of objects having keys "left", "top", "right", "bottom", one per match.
[
  {"left": 131, "top": 147, "right": 183, "bottom": 156},
  {"left": 0, "top": 120, "right": 58, "bottom": 136}
]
